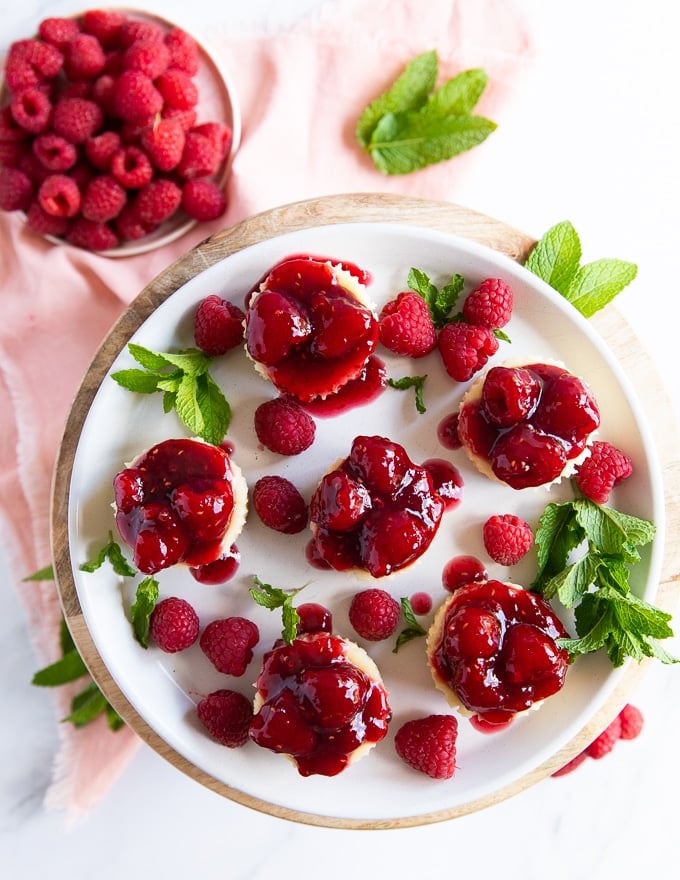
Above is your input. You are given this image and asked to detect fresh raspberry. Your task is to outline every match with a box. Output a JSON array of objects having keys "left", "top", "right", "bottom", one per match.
[
  {"left": 254, "top": 397, "right": 316, "bottom": 455},
  {"left": 63, "top": 33, "right": 106, "bottom": 81},
  {"left": 84, "top": 130, "right": 122, "bottom": 170},
  {"left": 199, "top": 616, "right": 260, "bottom": 676},
  {"left": 586, "top": 715, "right": 622, "bottom": 759},
  {"left": 156, "top": 68, "right": 199, "bottom": 110},
  {"left": 67, "top": 162, "right": 94, "bottom": 192},
  {"left": 66, "top": 216, "right": 118, "bottom": 251},
  {"left": 32, "top": 133, "right": 76, "bottom": 172},
  {"left": 81, "top": 174, "right": 127, "bottom": 222},
  {"left": 114, "top": 203, "right": 153, "bottom": 241},
  {"left": 348, "top": 588, "right": 401, "bottom": 641},
  {"left": 113, "top": 69, "right": 163, "bottom": 121},
  {"left": 133, "top": 177, "right": 182, "bottom": 225},
  {"left": 118, "top": 19, "right": 166, "bottom": 48},
  {"left": 38, "top": 17, "right": 81, "bottom": 49},
  {"left": 194, "top": 294, "right": 245, "bottom": 355},
  {"left": 0, "top": 166, "right": 34, "bottom": 211},
  {"left": 161, "top": 106, "right": 197, "bottom": 131},
  {"left": 25, "top": 200, "right": 70, "bottom": 236},
  {"left": 164, "top": 27, "right": 200, "bottom": 75},
  {"left": 196, "top": 689, "right": 253, "bottom": 747},
  {"left": 462, "top": 278, "right": 514, "bottom": 329},
  {"left": 550, "top": 751, "right": 589, "bottom": 777},
  {"left": 91, "top": 73, "right": 117, "bottom": 116},
  {"left": 10, "top": 87, "right": 52, "bottom": 134},
  {"left": 110, "top": 145, "right": 153, "bottom": 189},
  {"left": 52, "top": 97, "right": 103, "bottom": 143},
  {"left": 16, "top": 150, "right": 51, "bottom": 186},
  {"left": 176, "top": 131, "right": 219, "bottom": 179},
  {"left": 482, "top": 513, "right": 534, "bottom": 566},
  {"left": 438, "top": 321, "right": 499, "bottom": 382},
  {"left": 394, "top": 714, "right": 458, "bottom": 779},
  {"left": 38, "top": 173, "right": 81, "bottom": 217},
  {"left": 574, "top": 441, "right": 633, "bottom": 504},
  {"left": 140, "top": 118, "right": 185, "bottom": 172},
  {"left": 191, "top": 121, "right": 232, "bottom": 160},
  {"left": 81, "top": 9, "right": 127, "bottom": 48},
  {"left": 181, "top": 179, "right": 227, "bottom": 222},
  {"left": 58, "top": 80, "right": 93, "bottom": 101},
  {"left": 149, "top": 596, "right": 200, "bottom": 653},
  {"left": 121, "top": 39, "right": 170, "bottom": 79},
  {"left": 5, "top": 39, "right": 64, "bottom": 91},
  {"left": 378, "top": 291, "right": 437, "bottom": 358},
  {"left": 0, "top": 105, "right": 27, "bottom": 141},
  {"left": 252, "top": 476, "right": 309, "bottom": 534},
  {"left": 0, "top": 139, "right": 26, "bottom": 166},
  {"left": 618, "top": 703, "right": 644, "bottom": 740}
]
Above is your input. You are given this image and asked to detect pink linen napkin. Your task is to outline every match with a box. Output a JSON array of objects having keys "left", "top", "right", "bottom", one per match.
[{"left": 0, "top": 0, "right": 533, "bottom": 822}]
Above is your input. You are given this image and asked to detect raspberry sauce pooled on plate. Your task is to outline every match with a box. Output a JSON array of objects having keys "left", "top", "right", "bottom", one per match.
[
  {"left": 249, "top": 631, "right": 391, "bottom": 777},
  {"left": 244, "top": 255, "right": 379, "bottom": 403},
  {"left": 457, "top": 362, "right": 600, "bottom": 489},
  {"left": 426, "top": 580, "right": 570, "bottom": 726},
  {"left": 113, "top": 437, "right": 247, "bottom": 575}
]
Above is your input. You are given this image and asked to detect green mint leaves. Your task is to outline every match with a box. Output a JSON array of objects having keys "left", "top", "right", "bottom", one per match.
[
  {"left": 130, "top": 577, "right": 160, "bottom": 649},
  {"left": 525, "top": 221, "right": 638, "bottom": 317},
  {"left": 356, "top": 51, "right": 496, "bottom": 175},
  {"left": 408, "top": 267, "right": 464, "bottom": 329},
  {"left": 249, "top": 576, "right": 304, "bottom": 644},
  {"left": 393, "top": 597, "right": 428, "bottom": 653},
  {"left": 80, "top": 531, "right": 137, "bottom": 577},
  {"left": 111, "top": 342, "right": 231, "bottom": 446},
  {"left": 532, "top": 497, "right": 675, "bottom": 667},
  {"left": 387, "top": 375, "right": 427, "bottom": 414}
]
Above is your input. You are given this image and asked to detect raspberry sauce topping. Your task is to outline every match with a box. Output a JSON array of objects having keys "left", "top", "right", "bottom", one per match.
[
  {"left": 457, "top": 363, "right": 600, "bottom": 489},
  {"left": 244, "top": 255, "right": 378, "bottom": 403},
  {"left": 308, "top": 435, "right": 445, "bottom": 578},
  {"left": 428, "top": 580, "right": 569, "bottom": 722},
  {"left": 113, "top": 438, "right": 245, "bottom": 574},
  {"left": 249, "top": 632, "right": 391, "bottom": 777}
]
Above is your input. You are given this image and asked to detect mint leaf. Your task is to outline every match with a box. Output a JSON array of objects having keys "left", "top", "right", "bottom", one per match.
[
  {"left": 32, "top": 649, "right": 89, "bottom": 686},
  {"left": 127, "top": 343, "right": 173, "bottom": 371},
  {"left": 524, "top": 220, "right": 581, "bottom": 295},
  {"left": 532, "top": 501, "right": 586, "bottom": 590},
  {"left": 194, "top": 373, "right": 232, "bottom": 446},
  {"left": 387, "top": 375, "right": 427, "bottom": 414},
  {"left": 80, "top": 532, "right": 137, "bottom": 577},
  {"left": 356, "top": 49, "right": 438, "bottom": 148},
  {"left": 63, "top": 681, "right": 109, "bottom": 728},
  {"left": 22, "top": 564, "right": 55, "bottom": 582},
  {"left": 130, "top": 577, "right": 159, "bottom": 648},
  {"left": 249, "top": 576, "right": 304, "bottom": 644},
  {"left": 110, "top": 368, "right": 163, "bottom": 394},
  {"left": 563, "top": 258, "right": 639, "bottom": 318},
  {"left": 407, "top": 267, "right": 464, "bottom": 328},
  {"left": 421, "top": 68, "right": 489, "bottom": 118},
  {"left": 393, "top": 597, "right": 427, "bottom": 653}
]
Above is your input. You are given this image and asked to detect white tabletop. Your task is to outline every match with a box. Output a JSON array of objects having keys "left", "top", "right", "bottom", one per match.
[{"left": 2, "top": 1, "right": 679, "bottom": 877}]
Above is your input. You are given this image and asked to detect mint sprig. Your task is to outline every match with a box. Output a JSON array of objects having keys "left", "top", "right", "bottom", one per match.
[
  {"left": 249, "top": 576, "right": 305, "bottom": 644},
  {"left": 387, "top": 375, "right": 427, "bottom": 414},
  {"left": 407, "top": 267, "right": 464, "bottom": 328},
  {"left": 525, "top": 220, "right": 638, "bottom": 317},
  {"left": 80, "top": 531, "right": 137, "bottom": 577},
  {"left": 111, "top": 342, "right": 231, "bottom": 445},
  {"left": 532, "top": 497, "right": 675, "bottom": 667},
  {"left": 393, "top": 597, "right": 428, "bottom": 653},
  {"left": 357, "top": 51, "right": 496, "bottom": 175},
  {"left": 130, "top": 576, "right": 160, "bottom": 649}
]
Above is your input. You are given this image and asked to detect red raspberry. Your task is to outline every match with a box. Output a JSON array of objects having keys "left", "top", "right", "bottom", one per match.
[
  {"left": 38, "top": 17, "right": 81, "bottom": 50},
  {"left": 58, "top": 80, "right": 93, "bottom": 101},
  {"left": 118, "top": 19, "right": 165, "bottom": 48},
  {"left": 5, "top": 39, "right": 64, "bottom": 91},
  {"left": 0, "top": 140, "right": 24, "bottom": 166},
  {"left": 133, "top": 178, "right": 182, "bottom": 225},
  {"left": 252, "top": 475, "right": 309, "bottom": 534},
  {"left": 149, "top": 596, "right": 200, "bottom": 653},
  {"left": 64, "top": 33, "right": 106, "bottom": 81},
  {"left": 140, "top": 118, "right": 185, "bottom": 172},
  {"left": 165, "top": 27, "right": 200, "bottom": 75},
  {"left": 110, "top": 145, "right": 153, "bottom": 189},
  {"left": 161, "top": 106, "right": 197, "bottom": 131},
  {"left": 113, "top": 69, "right": 163, "bottom": 121},
  {"left": 378, "top": 291, "right": 437, "bottom": 358},
  {"left": 586, "top": 715, "right": 622, "bottom": 759},
  {"left": 177, "top": 131, "right": 219, "bottom": 179},
  {"left": 194, "top": 294, "right": 245, "bottom": 355},
  {"left": 482, "top": 513, "right": 534, "bottom": 566},
  {"left": 196, "top": 689, "right": 253, "bottom": 747},
  {"left": 156, "top": 68, "right": 199, "bottom": 110},
  {"left": 121, "top": 39, "right": 170, "bottom": 79},
  {"left": 191, "top": 122, "right": 233, "bottom": 161},
  {"left": 84, "top": 130, "right": 122, "bottom": 170},
  {"left": 115, "top": 203, "right": 152, "bottom": 241},
  {"left": 618, "top": 703, "right": 644, "bottom": 740},
  {"left": 52, "top": 97, "right": 103, "bottom": 144},
  {"left": 409, "top": 592, "right": 433, "bottom": 615},
  {"left": 254, "top": 397, "right": 316, "bottom": 455},
  {"left": 0, "top": 106, "right": 27, "bottom": 141},
  {"left": 17, "top": 151, "right": 51, "bottom": 186},
  {"left": 574, "top": 441, "right": 633, "bottom": 504},
  {"left": 33, "top": 134, "right": 77, "bottom": 172},
  {"left": 25, "top": 200, "right": 70, "bottom": 236},
  {"left": 91, "top": 73, "right": 117, "bottom": 115},
  {"left": 10, "top": 87, "right": 52, "bottom": 134},
  {"left": 66, "top": 216, "right": 119, "bottom": 251},
  {"left": 200, "top": 616, "right": 260, "bottom": 676},
  {"left": 348, "top": 588, "right": 400, "bottom": 641},
  {"left": 81, "top": 9, "right": 127, "bottom": 48},
  {"left": 0, "top": 166, "right": 34, "bottom": 211},
  {"left": 551, "top": 751, "right": 589, "bottom": 777},
  {"left": 81, "top": 174, "right": 126, "bottom": 222},
  {"left": 181, "top": 179, "right": 227, "bottom": 222},
  {"left": 438, "top": 322, "right": 499, "bottom": 382},
  {"left": 38, "top": 173, "right": 81, "bottom": 217},
  {"left": 462, "top": 278, "right": 514, "bottom": 329},
  {"left": 394, "top": 714, "right": 458, "bottom": 779}
]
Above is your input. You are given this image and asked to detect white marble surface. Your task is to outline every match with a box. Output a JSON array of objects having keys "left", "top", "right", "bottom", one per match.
[{"left": 2, "top": 0, "right": 680, "bottom": 876}]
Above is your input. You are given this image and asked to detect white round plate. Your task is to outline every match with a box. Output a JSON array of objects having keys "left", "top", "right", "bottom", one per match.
[{"left": 63, "top": 220, "right": 664, "bottom": 824}]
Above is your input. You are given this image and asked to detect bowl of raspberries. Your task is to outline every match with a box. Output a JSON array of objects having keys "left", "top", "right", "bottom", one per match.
[{"left": 0, "top": 7, "right": 241, "bottom": 255}]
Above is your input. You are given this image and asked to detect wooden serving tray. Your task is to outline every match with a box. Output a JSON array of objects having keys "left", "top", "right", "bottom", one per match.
[{"left": 50, "top": 194, "right": 680, "bottom": 828}]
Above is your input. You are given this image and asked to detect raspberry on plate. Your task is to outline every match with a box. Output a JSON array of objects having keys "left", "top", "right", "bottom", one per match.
[
  {"left": 149, "top": 596, "right": 199, "bottom": 653},
  {"left": 574, "top": 440, "right": 633, "bottom": 504},
  {"left": 378, "top": 291, "right": 437, "bottom": 358},
  {"left": 462, "top": 278, "right": 514, "bottom": 329},
  {"left": 194, "top": 294, "right": 245, "bottom": 356},
  {"left": 348, "top": 588, "right": 401, "bottom": 641},
  {"left": 483, "top": 513, "right": 534, "bottom": 566},
  {"left": 200, "top": 616, "right": 259, "bottom": 676},
  {"left": 253, "top": 397, "right": 316, "bottom": 455},
  {"left": 394, "top": 714, "right": 458, "bottom": 779},
  {"left": 197, "top": 689, "right": 253, "bottom": 747},
  {"left": 438, "top": 321, "right": 499, "bottom": 382},
  {"left": 252, "top": 475, "right": 309, "bottom": 534}
]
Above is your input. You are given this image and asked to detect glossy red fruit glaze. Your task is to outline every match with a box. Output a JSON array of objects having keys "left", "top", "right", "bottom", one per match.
[
  {"left": 296, "top": 602, "right": 333, "bottom": 635},
  {"left": 422, "top": 458, "right": 463, "bottom": 510},
  {"left": 249, "top": 632, "right": 390, "bottom": 776},
  {"left": 113, "top": 438, "right": 239, "bottom": 574},
  {"left": 410, "top": 592, "right": 433, "bottom": 615},
  {"left": 430, "top": 580, "right": 569, "bottom": 720},
  {"left": 469, "top": 713, "right": 515, "bottom": 734},
  {"left": 190, "top": 544, "right": 240, "bottom": 584},
  {"left": 308, "top": 435, "right": 445, "bottom": 578},
  {"left": 244, "top": 255, "right": 378, "bottom": 403},
  {"left": 442, "top": 555, "right": 488, "bottom": 593},
  {"left": 301, "top": 356, "right": 387, "bottom": 417},
  {"left": 437, "top": 411, "right": 462, "bottom": 450},
  {"left": 458, "top": 363, "right": 600, "bottom": 489}
]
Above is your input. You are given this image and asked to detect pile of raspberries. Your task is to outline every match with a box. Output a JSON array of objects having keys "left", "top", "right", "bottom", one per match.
[{"left": 0, "top": 8, "right": 232, "bottom": 251}]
